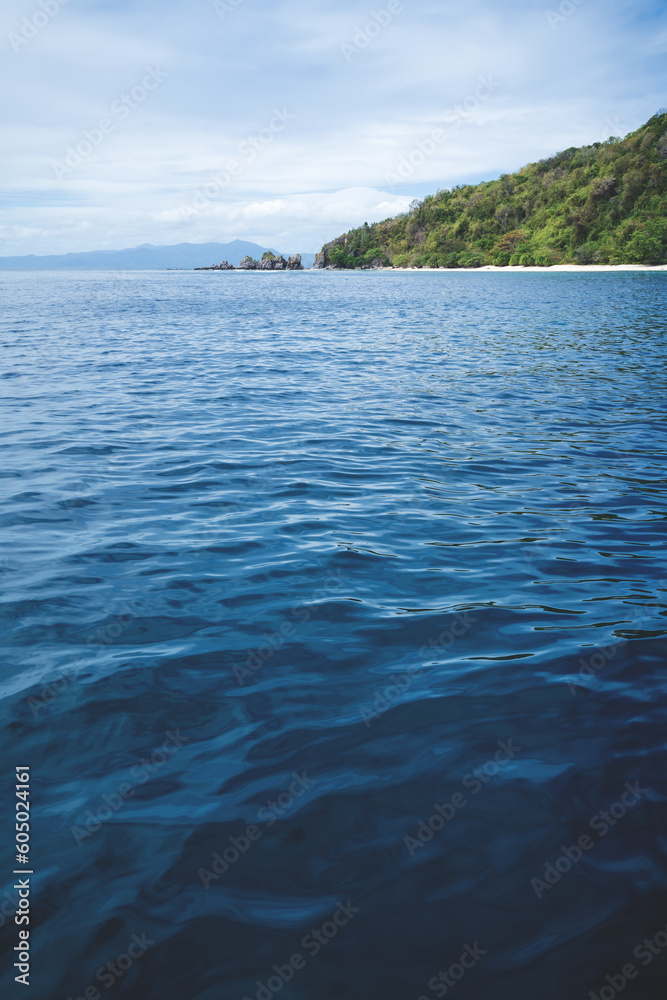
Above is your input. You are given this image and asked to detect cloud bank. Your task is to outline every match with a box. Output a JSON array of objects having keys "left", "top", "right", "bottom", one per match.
[{"left": 1, "top": 0, "right": 665, "bottom": 254}]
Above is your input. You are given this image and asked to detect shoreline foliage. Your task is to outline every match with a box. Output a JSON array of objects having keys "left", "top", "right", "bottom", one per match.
[{"left": 316, "top": 112, "right": 667, "bottom": 268}]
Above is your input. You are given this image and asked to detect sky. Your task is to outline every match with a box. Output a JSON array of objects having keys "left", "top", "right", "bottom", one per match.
[{"left": 1, "top": 0, "right": 665, "bottom": 256}]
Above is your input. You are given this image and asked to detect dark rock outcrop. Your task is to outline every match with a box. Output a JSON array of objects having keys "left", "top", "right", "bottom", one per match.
[
  {"left": 195, "top": 253, "right": 306, "bottom": 271},
  {"left": 313, "top": 237, "right": 347, "bottom": 269},
  {"left": 259, "top": 255, "right": 288, "bottom": 270},
  {"left": 314, "top": 236, "right": 390, "bottom": 270},
  {"left": 195, "top": 260, "right": 235, "bottom": 270}
]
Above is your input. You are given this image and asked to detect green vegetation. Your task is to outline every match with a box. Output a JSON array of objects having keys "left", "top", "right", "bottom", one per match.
[{"left": 316, "top": 112, "right": 667, "bottom": 268}]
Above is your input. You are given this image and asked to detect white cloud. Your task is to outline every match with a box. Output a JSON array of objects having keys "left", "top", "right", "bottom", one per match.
[
  {"left": 0, "top": 187, "right": 415, "bottom": 255},
  {"left": 0, "top": 0, "right": 665, "bottom": 256}
]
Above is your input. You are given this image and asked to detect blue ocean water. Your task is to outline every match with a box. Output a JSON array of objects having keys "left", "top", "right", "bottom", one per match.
[{"left": 0, "top": 269, "right": 666, "bottom": 1000}]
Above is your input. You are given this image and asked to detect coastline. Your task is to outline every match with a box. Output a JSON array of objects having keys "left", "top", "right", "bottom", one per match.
[
  {"left": 191, "top": 263, "right": 667, "bottom": 273},
  {"left": 373, "top": 264, "right": 667, "bottom": 273}
]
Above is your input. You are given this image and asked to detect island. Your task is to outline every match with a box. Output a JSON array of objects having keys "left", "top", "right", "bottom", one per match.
[{"left": 314, "top": 111, "right": 667, "bottom": 269}]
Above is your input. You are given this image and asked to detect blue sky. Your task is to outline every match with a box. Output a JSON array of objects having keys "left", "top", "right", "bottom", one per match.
[{"left": 1, "top": 0, "right": 665, "bottom": 255}]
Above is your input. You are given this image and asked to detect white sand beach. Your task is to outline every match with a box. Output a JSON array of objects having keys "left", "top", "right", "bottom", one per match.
[{"left": 394, "top": 264, "right": 667, "bottom": 273}]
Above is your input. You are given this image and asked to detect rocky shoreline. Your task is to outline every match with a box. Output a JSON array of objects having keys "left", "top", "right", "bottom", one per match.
[
  {"left": 196, "top": 253, "right": 304, "bottom": 271},
  {"left": 313, "top": 242, "right": 386, "bottom": 270}
]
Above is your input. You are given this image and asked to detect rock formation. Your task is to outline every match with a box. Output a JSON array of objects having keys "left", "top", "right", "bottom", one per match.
[
  {"left": 195, "top": 253, "right": 305, "bottom": 271},
  {"left": 259, "top": 255, "right": 288, "bottom": 270},
  {"left": 313, "top": 240, "right": 385, "bottom": 269},
  {"left": 195, "top": 261, "right": 235, "bottom": 270}
]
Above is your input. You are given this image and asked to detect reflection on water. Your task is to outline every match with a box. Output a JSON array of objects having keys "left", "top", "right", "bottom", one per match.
[{"left": 0, "top": 270, "right": 666, "bottom": 1000}]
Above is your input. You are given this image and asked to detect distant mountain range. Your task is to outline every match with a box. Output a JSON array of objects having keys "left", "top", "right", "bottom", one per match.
[{"left": 0, "top": 240, "right": 316, "bottom": 270}]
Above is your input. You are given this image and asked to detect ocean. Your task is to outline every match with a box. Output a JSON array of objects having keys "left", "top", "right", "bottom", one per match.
[{"left": 1, "top": 269, "right": 666, "bottom": 1000}]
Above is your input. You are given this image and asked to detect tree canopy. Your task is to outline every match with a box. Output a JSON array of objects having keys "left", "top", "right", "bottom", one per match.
[{"left": 316, "top": 112, "right": 667, "bottom": 268}]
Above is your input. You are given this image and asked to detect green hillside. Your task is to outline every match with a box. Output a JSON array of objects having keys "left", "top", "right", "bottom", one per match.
[{"left": 315, "top": 112, "right": 667, "bottom": 268}]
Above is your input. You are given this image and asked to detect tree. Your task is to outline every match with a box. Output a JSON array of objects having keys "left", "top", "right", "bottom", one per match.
[{"left": 494, "top": 204, "right": 511, "bottom": 233}]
